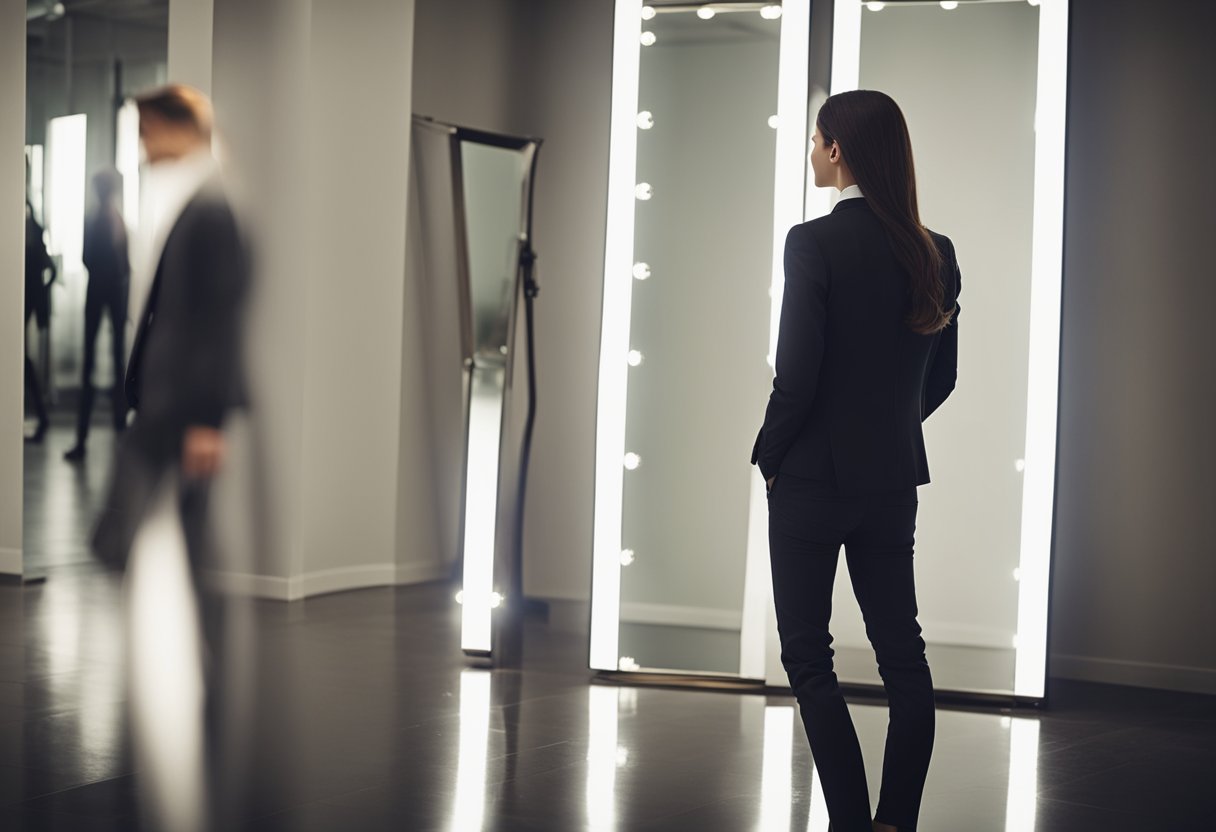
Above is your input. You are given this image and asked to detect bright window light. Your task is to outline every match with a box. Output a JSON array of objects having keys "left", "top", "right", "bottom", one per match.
[
  {"left": 592, "top": 0, "right": 645, "bottom": 671},
  {"left": 46, "top": 114, "right": 88, "bottom": 274}
]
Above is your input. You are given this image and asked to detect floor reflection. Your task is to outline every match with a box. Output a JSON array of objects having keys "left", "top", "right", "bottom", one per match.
[
  {"left": 1004, "top": 716, "right": 1041, "bottom": 832},
  {"left": 451, "top": 669, "right": 492, "bottom": 832},
  {"left": 586, "top": 685, "right": 621, "bottom": 831},
  {"left": 127, "top": 478, "right": 205, "bottom": 832}
]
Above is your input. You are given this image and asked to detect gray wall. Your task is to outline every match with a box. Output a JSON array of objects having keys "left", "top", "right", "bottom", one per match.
[{"left": 1050, "top": 0, "right": 1216, "bottom": 693}]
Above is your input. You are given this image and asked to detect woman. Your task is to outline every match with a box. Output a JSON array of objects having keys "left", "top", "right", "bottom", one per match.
[{"left": 751, "top": 90, "right": 961, "bottom": 832}]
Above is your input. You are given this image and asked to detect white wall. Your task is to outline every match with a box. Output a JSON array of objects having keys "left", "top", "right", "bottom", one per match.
[{"left": 0, "top": 0, "right": 25, "bottom": 575}]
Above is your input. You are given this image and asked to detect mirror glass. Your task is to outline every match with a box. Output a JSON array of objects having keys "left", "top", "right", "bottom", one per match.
[
  {"left": 461, "top": 141, "right": 527, "bottom": 364},
  {"left": 823, "top": 0, "right": 1043, "bottom": 694},
  {"left": 617, "top": 2, "right": 782, "bottom": 675}
]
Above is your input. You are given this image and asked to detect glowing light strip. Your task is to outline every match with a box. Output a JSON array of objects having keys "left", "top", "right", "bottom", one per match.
[
  {"left": 831, "top": 1, "right": 863, "bottom": 96},
  {"left": 1004, "top": 717, "right": 1041, "bottom": 831},
  {"left": 46, "top": 114, "right": 87, "bottom": 274},
  {"left": 591, "top": 0, "right": 644, "bottom": 671},
  {"left": 461, "top": 368, "right": 505, "bottom": 653},
  {"left": 1014, "top": 0, "right": 1068, "bottom": 699},
  {"left": 742, "top": 0, "right": 813, "bottom": 681},
  {"left": 451, "top": 670, "right": 492, "bottom": 831},
  {"left": 116, "top": 100, "right": 142, "bottom": 231}
]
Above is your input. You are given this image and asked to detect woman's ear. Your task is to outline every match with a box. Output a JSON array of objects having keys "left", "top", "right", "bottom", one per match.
[{"left": 829, "top": 143, "right": 840, "bottom": 163}]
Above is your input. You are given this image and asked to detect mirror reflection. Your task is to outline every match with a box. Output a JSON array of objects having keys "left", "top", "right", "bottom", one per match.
[
  {"left": 826, "top": 0, "right": 1043, "bottom": 694},
  {"left": 618, "top": 2, "right": 782, "bottom": 675}
]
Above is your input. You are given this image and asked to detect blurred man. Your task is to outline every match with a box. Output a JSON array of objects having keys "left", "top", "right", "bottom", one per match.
[
  {"left": 92, "top": 83, "right": 250, "bottom": 830},
  {"left": 65, "top": 169, "right": 130, "bottom": 461}
]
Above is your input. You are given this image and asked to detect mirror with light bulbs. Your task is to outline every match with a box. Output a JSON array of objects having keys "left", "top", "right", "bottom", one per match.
[{"left": 591, "top": 0, "right": 1066, "bottom": 704}]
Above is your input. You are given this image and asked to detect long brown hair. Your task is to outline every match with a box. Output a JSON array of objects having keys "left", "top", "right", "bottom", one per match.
[{"left": 817, "top": 90, "right": 951, "bottom": 335}]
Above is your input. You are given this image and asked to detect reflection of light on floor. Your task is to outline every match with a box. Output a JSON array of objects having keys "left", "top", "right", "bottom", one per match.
[
  {"left": 450, "top": 670, "right": 492, "bottom": 832},
  {"left": 808, "top": 765, "right": 830, "bottom": 831},
  {"left": 586, "top": 686, "right": 620, "bottom": 831},
  {"left": 1004, "top": 717, "right": 1041, "bottom": 831},
  {"left": 759, "top": 706, "right": 794, "bottom": 831},
  {"left": 127, "top": 481, "right": 205, "bottom": 832}
]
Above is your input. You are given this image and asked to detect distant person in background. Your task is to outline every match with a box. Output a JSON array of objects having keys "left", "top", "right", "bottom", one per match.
[
  {"left": 65, "top": 169, "right": 130, "bottom": 462},
  {"left": 24, "top": 200, "right": 55, "bottom": 443}
]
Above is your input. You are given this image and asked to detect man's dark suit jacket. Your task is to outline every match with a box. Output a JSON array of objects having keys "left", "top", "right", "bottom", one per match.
[
  {"left": 752, "top": 197, "right": 961, "bottom": 496},
  {"left": 93, "top": 180, "right": 249, "bottom": 569},
  {"left": 125, "top": 181, "right": 250, "bottom": 438}
]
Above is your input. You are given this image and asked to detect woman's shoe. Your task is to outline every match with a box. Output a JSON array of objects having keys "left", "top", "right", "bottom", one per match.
[{"left": 27, "top": 420, "right": 49, "bottom": 444}]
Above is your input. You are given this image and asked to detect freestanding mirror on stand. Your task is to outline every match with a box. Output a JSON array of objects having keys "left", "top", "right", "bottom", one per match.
[
  {"left": 412, "top": 117, "right": 542, "bottom": 666},
  {"left": 591, "top": 0, "right": 1068, "bottom": 706}
]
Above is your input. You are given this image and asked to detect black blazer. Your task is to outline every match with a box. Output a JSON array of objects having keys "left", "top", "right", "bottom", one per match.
[
  {"left": 751, "top": 197, "right": 961, "bottom": 495},
  {"left": 125, "top": 180, "right": 250, "bottom": 441}
]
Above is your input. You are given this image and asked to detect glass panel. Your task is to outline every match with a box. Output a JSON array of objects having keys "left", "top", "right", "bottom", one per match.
[
  {"left": 460, "top": 141, "right": 528, "bottom": 365},
  {"left": 618, "top": 3, "right": 782, "bottom": 675},
  {"left": 831, "top": 0, "right": 1043, "bottom": 694}
]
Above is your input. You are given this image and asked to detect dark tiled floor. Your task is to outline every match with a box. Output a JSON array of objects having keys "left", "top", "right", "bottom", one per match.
[{"left": 4, "top": 423, "right": 1214, "bottom": 830}]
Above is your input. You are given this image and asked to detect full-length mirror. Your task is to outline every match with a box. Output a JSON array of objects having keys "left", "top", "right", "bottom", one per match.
[
  {"left": 412, "top": 118, "right": 541, "bottom": 660},
  {"left": 593, "top": 0, "right": 1066, "bottom": 702},
  {"left": 810, "top": 0, "right": 1067, "bottom": 701},
  {"left": 591, "top": 0, "right": 810, "bottom": 680}
]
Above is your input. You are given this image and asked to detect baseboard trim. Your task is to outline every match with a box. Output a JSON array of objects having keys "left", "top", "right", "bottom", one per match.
[
  {"left": 1051, "top": 653, "right": 1216, "bottom": 695},
  {"left": 209, "top": 560, "right": 449, "bottom": 602},
  {"left": 620, "top": 601, "right": 741, "bottom": 631},
  {"left": 0, "top": 546, "right": 20, "bottom": 576}
]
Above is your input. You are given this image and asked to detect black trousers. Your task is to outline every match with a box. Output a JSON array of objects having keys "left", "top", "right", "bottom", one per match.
[
  {"left": 77, "top": 282, "right": 128, "bottom": 442},
  {"left": 768, "top": 474, "right": 935, "bottom": 832}
]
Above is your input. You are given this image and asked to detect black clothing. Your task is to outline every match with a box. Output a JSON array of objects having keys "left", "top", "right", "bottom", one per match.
[
  {"left": 768, "top": 475, "right": 933, "bottom": 831},
  {"left": 752, "top": 198, "right": 961, "bottom": 494},
  {"left": 25, "top": 216, "right": 54, "bottom": 329},
  {"left": 755, "top": 198, "right": 961, "bottom": 831},
  {"left": 76, "top": 207, "right": 131, "bottom": 442}
]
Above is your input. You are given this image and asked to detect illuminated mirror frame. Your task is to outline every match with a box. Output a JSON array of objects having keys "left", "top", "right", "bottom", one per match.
[
  {"left": 795, "top": 0, "right": 1069, "bottom": 702},
  {"left": 593, "top": 0, "right": 1067, "bottom": 703},
  {"left": 590, "top": 0, "right": 812, "bottom": 677}
]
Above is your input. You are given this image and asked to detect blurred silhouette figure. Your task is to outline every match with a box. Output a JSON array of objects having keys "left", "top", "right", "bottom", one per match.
[
  {"left": 65, "top": 169, "right": 130, "bottom": 461},
  {"left": 91, "top": 84, "right": 250, "bottom": 832},
  {"left": 24, "top": 200, "right": 55, "bottom": 443}
]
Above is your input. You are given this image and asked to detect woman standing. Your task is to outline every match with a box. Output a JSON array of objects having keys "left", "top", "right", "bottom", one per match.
[
  {"left": 24, "top": 201, "right": 55, "bottom": 443},
  {"left": 752, "top": 90, "right": 961, "bottom": 832}
]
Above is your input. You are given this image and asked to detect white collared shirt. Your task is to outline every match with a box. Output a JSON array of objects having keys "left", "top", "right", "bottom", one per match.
[
  {"left": 838, "top": 184, "right": 864, "bottom": 202},
  {"left": 127, "top": 148, "right": 221, "bottom": 335}
]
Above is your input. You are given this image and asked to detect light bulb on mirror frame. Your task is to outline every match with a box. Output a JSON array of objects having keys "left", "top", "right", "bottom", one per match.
[
  {"left": 760, "top": 5, "right": 783, "bottom": 19},
  {"left": 618, "top": 656, "right": 640, "bottom": 671},
  {"left": 866, "top": 1, "right": 886, "bottom": 10},
  {"left": 623, "top": 452, "right": 641, "bottom": 470},
  {"left": 636, "top": 110, "right": 655, "bottom": 130},
  {"left": 620, "top": 549, "right": 635, "bottom": 566},
  {"left": 454, "top": 590, "right": 464, "bottom": 605},
  {"left": 641, "top": 5, "right": 657, "bottom": 19},
  {"left": 627, "top": 350, "right": 644, "bottom": 367},
  {"left": 635, "top": 182, "right": 653, "bottom": 201},
  {"left": 697, "top": 7, "right": 716, "bottom": 20},
  {"left": 767, "top": 115, "right": 779, "bottom": 129},
  {"left": 940, "top": 1, "right": 959, "bottom": 9},
  {"left": 640, "top": 31, "right": 657, "bottom": 46},
  {"left": 632, "top": 262, "right": 652, "bottom": 281},
  {"left": 489, "top": 591, "right": 504, "bottom": 609}
]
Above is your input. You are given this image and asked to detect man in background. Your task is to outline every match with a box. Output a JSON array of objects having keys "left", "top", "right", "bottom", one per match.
[{"left": 65, "top": 168, "right": 129, "bottom": 461}]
